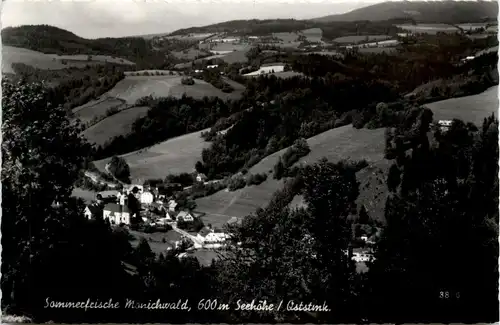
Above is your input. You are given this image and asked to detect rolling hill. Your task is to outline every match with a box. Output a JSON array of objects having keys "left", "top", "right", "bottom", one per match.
[
  {"left": 1, "top": 25, "right": 168, "bottom": 69},
  {"left": 313, "top": 1, "right": 498, "bottom": 23},
  {"left": 195, "top": 86, "right": 499, "bottom": 225},
  {"left": 2, "top": 45, "right": 134, "bottom": 74},
  {"left": 93, "top": 128, "right": 211, "bottom": 183}
]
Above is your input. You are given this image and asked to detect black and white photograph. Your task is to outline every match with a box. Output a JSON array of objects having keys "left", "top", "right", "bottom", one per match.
[{"left": 1, "top": 0, "right": 499, "bottom": 323}]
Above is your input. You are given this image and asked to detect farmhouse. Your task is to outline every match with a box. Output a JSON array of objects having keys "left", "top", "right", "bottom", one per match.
[
  {"left": 197, "top": 227, "right": 230, "bottom": 244},
  {"left": 103, "top": 202, "right": 131, "bottom": 225},
  {"left": 84, "top": 203, "right": 102, "bottom": 219},
  {"left": 177, "top": 211, "right": 194, "bottom": 222}
]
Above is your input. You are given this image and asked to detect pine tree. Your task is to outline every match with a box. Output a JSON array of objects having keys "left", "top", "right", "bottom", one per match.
[{"left": 273, "top": 157, "right": 285, "bottom": 180}]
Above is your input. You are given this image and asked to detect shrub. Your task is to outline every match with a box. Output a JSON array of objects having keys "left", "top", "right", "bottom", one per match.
[{"left": 228, "top": 175, "right": 246, "bottom": 191}]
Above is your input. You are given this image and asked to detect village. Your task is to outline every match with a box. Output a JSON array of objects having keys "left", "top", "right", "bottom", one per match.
[
  {"left": 83, "top": 172, "right": 242, "bottom": 262},
  {"left": 82, "top": 171, "right": 378, "bottom": 267}
]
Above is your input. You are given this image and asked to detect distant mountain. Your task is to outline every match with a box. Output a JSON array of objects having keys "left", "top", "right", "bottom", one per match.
[{"left": 313, "top": 1, "right": 498, "bottom": 23}]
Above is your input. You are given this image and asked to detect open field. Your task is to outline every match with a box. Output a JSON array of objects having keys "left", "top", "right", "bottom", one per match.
[
  {"left": 2, "top": 46, "right": 135, "bottom": 74},
  {"left": 105, "top": 75, "right": 244, "bottom": 104},
  {"left": 359, "top": 47, "right": 398, "bottom": 54},
  {"left": 244, "top": 65, "right": 285, "bottom": 76},
  {"left": 301, "top": 28, "right": 323, "bottom": 43},
  {"left": 219, "top": 49, "right": 250, "bottom": 64},
  {"left": 164, "top": 33, "right": 215, "bottom": 41},
  {"left": 198, "top": 42, "right": 249, "bottom": 53},
  {"left": 46, "top": 54, "right": 135, "bottom": 65},
  {"left": 82, "top": 106, "right": 150, "bottom": 145},
  {"left": 125, "top": 70, "right": 176, "bottom": 76},
  {"left": 333, "top": 35, "right": 391, "bottom": 44},
  {"left": 425, "top": 85, "right": 499, "bottom": 126},
  {"left": 476, "top": 45, "right": 499, "bottom": 57},
  {"left": 273, "top": 32, "right": 300, "bottom": 43},
  {"left": 93, "top": 128, "right": 211, "bottom": 183},
  {"left": 171, "top": 48, "right": 211, "bottom": 61},
  {"left": 396, "top": 24, "right": 459, "bottom": 34},
  {"left": 457, "top": 23, "right": 489, "bottom": 31},
  {"left": 3, "top": 46, "right": 69, "bottom": 74},
  {"left": 73, "top": 97, "right": 126, "bottom": 125}
]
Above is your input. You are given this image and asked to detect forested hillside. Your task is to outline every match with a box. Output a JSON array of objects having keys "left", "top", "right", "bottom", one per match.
[
  {"left": 1, "top": 25, "right": 181, "bottom": 69},
  {"left": 313, "top": 1, "right": 498, "bottom": 23}
]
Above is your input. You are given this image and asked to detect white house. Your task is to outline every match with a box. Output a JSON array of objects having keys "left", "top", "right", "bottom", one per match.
[
  {"left": 84, "top": 203, "right": 102, "bottom": 219},
  {"left": 140, "top": 191, "right": 154, "bottom": 204},
  {"left": 168, "top": 200, "right": 178, "bottom": 212},
  {"left": 103, "top": 203, "right": 131, "bottom": 225},
  {"left": 197, "top": 227, "right": 230, "bottom": 244},
  {"left": 177, "top": 211, "right": 194, "bottom": 222},
  {"left": 196, "top": 173, "right": 208, "bottom": 182}
]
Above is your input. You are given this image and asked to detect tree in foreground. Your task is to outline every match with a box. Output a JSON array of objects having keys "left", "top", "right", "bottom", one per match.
[
  {"left": 1, "top": 80, "right": 131, "bottom": 322},
  {"left": 214, "top": 158, "right": 361, "bottom": 323},
  {"left": 367, "top": 115, "right": 499, "bottom": 323}
]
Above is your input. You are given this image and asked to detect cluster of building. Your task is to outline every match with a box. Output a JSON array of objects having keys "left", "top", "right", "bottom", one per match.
[{"left": 83, "top": 183, "right": 196, "bottom": 227}]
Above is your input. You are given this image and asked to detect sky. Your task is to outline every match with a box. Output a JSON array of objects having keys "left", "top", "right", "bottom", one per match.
[{"left": 0, "top": 0, "right": 386, "bottom": 38}]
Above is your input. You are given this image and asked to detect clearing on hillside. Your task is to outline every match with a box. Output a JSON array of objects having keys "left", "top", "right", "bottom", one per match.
[
  {"left": 82, "top": 106, "right": 150, "bottom": 145},
  {"left": 106, "top": 75, "right": 244, "bottom": 103},
  {"left": 196, "top": 125, "right": 387, "bottom": 224},
  {"left": 93, "top": 128, "right": 211, "bottom": 183},
  {"left": 396, "top": 24, "right": 459, "bottom": 34},
  {"left": 425, "top": 85, "right": 498, "bottom": 126},
  {"left": 171, "top": 48, "right": 212, "bottom": 61},
  {"left": 46, "top": 54, "right": 135, "bottom": 66},
  {"left": 301, "top": 28, "right": 323, "bottom": 43},
  {"left": 3, "top": 46, "right": 68, "bottom": 74},
  {"left": 72, "top": 97, "right": 126, "bottom": 125},
  {"left": 2, "top": 46, "right": 134, "bottom": 74},
  {"left": 359, "top": 47, "right": 398, "bottom": 54},
  {"left": 196, "top": 87, "right": 498, "bottom": 224},
  {"left": 333, "top": 35, "right": 392, "bottom": 44}
]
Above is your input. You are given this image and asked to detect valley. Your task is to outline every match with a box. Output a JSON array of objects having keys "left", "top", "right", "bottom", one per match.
[{"left": 3, "top": 1, "right": 499, "bottom": 322}]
